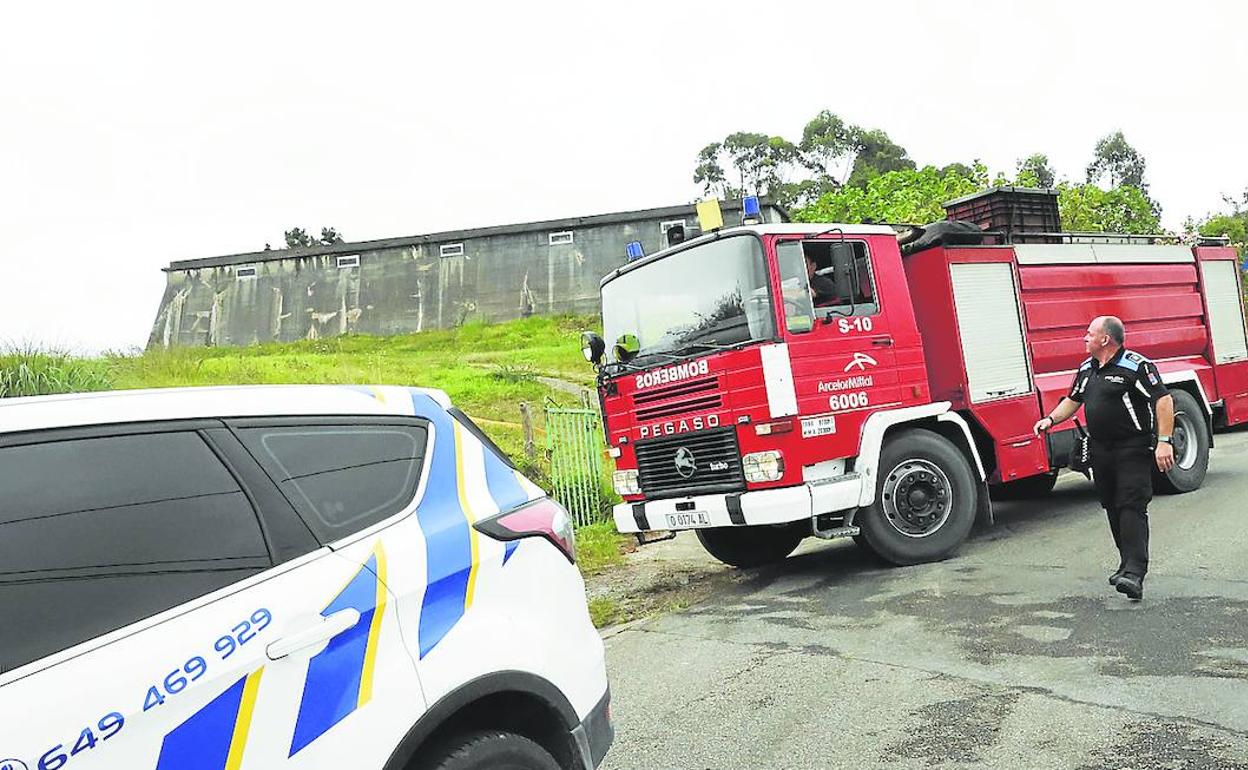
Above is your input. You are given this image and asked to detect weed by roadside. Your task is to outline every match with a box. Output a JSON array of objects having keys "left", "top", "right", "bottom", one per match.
[
  {"left": 588, "top": 597, "right": 622, "bottom": 628},
  {"left": 576, "top": 521, "right": 632, "bottom": 577},
  {"left": 0, "top": 345, "right": 112, "bottom": 397}
]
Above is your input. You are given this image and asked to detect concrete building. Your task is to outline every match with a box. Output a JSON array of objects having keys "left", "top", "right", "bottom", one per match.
[{"left": 148, "top": 200, "right": 788, "bottom": 348}]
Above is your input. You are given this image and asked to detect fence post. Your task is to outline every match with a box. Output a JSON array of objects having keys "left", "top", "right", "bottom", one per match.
[{"left": 519, "top": 401, "right": 536, "bottom": 460}]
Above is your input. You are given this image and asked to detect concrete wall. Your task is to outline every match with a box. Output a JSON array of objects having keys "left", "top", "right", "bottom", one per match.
[{"left": 148, "top": 202, "right": 786, "bottom": 348}]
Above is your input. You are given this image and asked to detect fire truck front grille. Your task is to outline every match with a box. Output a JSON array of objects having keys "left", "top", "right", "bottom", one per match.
[
  {"left": 632, "top": 377, "right": 722, "bottom": 421},
  {"left": 635, "top": 427, "right": 744, "bottom": 499}
]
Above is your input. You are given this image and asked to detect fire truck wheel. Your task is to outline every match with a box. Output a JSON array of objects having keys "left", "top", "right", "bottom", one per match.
[
  {"left": 1153, "top": 388, "right": 1209, "bottom": 494},
  {"left": 860, "top": 429, "right": 977, "bottom": 566},
  {"left": 989, "top": 472, "right": 1058, "bottom": 501},
  {"left": 696, "top": 524, "right": 805, "bottom": 568}
]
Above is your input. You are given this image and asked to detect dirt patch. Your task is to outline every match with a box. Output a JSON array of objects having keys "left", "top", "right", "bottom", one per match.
[{"left": 584, "top": 531, "right": 740, "bottom": 632}]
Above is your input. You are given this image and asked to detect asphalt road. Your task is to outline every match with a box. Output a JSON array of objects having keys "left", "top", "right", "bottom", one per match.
[{"left": 602, "top": 429, "right": 1248, "bottom": 770}]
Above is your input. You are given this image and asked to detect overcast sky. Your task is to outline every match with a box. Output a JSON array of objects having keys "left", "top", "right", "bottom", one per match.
[{"left": 3, "top": 1, "right": 1245, "bottom": 353}]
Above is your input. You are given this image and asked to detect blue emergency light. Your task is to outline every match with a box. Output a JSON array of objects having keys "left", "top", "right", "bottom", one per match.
[
  {"left": 741, "top": 195, "right": 762, "bottom": 225},
  {"left": 625, "top": 241, "right": 645, "bottom": 261}
]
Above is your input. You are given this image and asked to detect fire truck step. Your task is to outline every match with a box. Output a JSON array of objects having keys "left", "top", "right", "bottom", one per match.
[{"left": 812, "top": 525, "right": 860, "bottom": 540}]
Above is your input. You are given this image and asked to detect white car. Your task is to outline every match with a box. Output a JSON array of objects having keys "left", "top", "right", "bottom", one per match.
[{"left": 0, "top": 385, "right": 612, "bottom": 770}]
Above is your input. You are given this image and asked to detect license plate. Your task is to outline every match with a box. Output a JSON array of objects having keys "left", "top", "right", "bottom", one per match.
[{"left": 664, "top": 511, "right": 711, "bottom": 529}]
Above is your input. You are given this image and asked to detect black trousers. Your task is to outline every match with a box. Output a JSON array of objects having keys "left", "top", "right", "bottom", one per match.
[{"left": 1088, "top": 435, "right": 1152, "bottom": 578}]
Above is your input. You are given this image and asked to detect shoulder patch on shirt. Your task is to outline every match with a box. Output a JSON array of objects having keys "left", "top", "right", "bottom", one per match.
[
  {"left": 1146, "top": 367, "right": 1160, "bottom": 386},
  {"left": 1117, "top": 350, "right": 1144, "bottom": 372}
]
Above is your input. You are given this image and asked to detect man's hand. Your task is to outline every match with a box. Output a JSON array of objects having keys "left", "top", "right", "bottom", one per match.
[
  {"left": 1156, "top": 442, "right": 1175, "bottom": 473},
  {"left": 1033, "top": 417, "right": 1053, "bottom": 437}
]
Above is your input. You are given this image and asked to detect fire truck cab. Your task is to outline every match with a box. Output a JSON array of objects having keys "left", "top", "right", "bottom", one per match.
[{"left": 585, "top": 191, "right": 1248, "bottom": 568}]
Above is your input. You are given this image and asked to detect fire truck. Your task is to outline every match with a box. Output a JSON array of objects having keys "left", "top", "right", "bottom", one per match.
[{"left": 580, "top": 188, "right": 1248, "bottom": 568}]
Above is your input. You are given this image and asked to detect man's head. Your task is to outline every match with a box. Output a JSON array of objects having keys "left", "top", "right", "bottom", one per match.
[
  {"left": 805, "top": 254, "right": 817, "bottom": 280},
  {"left": 1085, "top": 316, "right": 1125, "bottom": 357}
]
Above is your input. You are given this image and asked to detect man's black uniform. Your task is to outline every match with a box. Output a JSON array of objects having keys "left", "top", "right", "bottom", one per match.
[{"left": 1067, "top": 348, "right": 1169, "bottom": 581}]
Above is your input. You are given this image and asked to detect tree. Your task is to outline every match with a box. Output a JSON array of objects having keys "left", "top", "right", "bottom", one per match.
[
  {"left": 693, "top": 142, "right": 732, "bottom": 199},
  {"left": 1086, "top": 131, "right": 1148, "bottom": 191},
  {"left": 692, "top": 133, "right": 803, "bottom": 206},
  {"left": 845, "top": 128, "right": 915, "bottom": 188},
  {"left": 284, "top": 227, "right": 314, "bottom": 249},
  {"left": 1057, "top": 183, "right": 1161, "bottom": 234},
  {"left": 1196, "top": 188, "right": 1248, "bottom": 253},
  {"left": 283, "top": 226, "right": 345, "bottom": 249},
  {"left": 1016, "top": 153, "right": 1056, "bottom": 188},
  {"left": 793, "top": 163, "right": 984, "bottom": 225},
  {"left": 798, "top": 110, "right": 857, "bottom": 194}
]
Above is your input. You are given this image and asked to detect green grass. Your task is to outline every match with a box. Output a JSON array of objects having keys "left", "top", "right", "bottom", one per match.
[
  {"left": 102, "top": 315, "right": 601, "bottom": 486},
  {"left": 3, "top": 314, "right": 619, "bottom": 510},
  {"left": 0, "top": 346, "right": 113, "bottom": 398},
  {"left": 588, "top": 597, "right": 622, "bottom": 628},
  {"left": 575, "top": 521, "right": 631, "bottom": 577}
]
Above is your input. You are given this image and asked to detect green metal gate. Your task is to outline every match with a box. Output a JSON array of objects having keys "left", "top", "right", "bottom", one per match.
[{"left": 545, "top": 405, "right": 605, "bottom": 528}]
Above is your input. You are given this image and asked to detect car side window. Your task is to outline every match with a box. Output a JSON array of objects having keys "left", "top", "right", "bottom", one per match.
[
  {"left": 0, "top": 431, "right": 271, "bottom": 672},
  {"left": 234, "top": 423, "right": 428, "bottom": 544}
]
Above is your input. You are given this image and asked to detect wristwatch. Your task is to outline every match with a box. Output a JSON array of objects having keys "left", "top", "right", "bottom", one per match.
[{"left": 1157, "top": 435, "right": 1173, "bottom": 444}]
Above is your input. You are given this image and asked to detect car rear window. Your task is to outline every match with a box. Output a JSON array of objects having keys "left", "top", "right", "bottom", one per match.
[{"left": 234, "top": 423, "right": 428, "bottom": 543}]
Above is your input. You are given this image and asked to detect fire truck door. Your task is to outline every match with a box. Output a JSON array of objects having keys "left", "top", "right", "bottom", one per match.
[{"left": 779, "top": 239, "right": 901, "bottom": 419}]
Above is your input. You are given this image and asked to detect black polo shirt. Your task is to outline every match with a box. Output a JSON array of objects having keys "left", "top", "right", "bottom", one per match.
[{"left": 1068, "top": 348, "right": 1169, "bottom": 443}]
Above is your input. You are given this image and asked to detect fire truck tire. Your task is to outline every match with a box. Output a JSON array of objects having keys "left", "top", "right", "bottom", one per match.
[
  {"left": 1153, "top": 388, "right": 1209, "bottom": 494},
  {"left": 989, "top": 472, "right": 1058, "bottom": 501},
  {"left": 696, "top": 524, "right": 805, "bottom": 568},
  {"left": 860, "top": 429, "right": 977, "bottom": 566}
]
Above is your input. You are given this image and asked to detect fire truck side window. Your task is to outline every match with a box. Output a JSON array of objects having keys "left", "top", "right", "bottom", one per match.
[
  {"left": 776, "top": 240, "right": 816, "bottom": 333},
  {"left": 805, "top": 240, "right": 877, "bottom": 316}
]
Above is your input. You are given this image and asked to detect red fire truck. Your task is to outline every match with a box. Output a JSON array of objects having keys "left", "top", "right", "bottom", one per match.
[{"left": 581, "top": 188, "right": 1248, "bottom": 568}]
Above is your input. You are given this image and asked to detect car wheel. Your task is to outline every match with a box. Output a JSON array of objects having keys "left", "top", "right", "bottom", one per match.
[
  {"left": 860, "top": 429, "right": 977, "bottom": 566},
  {"left": 696, "top": 524, "right": 805, "bottom": 568},
  {"left": 425, "top": 730, "right": 562, "bottom": 770},
  {"left": 1153, "top": 388, "right": 1209, "bottom": 494}
]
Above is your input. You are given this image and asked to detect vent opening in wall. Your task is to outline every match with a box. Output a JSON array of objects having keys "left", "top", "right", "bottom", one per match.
[
  {"left": 440, "top": 243, "right": 464, "bottom": 258},
  {"left": 236, "top": 264, "right": 257, "bottom": 279},
  {"left": 336, "top": 255, "right": 361, "bottom": 269},
  {"left": 549, "top": 231, "right": 574, "bottom": 245}
]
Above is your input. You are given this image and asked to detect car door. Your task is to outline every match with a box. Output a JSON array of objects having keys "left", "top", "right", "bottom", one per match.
[
  {"left": 225, "top": 417, "right": 435, "bottom": 768},
  {"left": 0, "top": 424, "right": 424, "bottom": 770}
]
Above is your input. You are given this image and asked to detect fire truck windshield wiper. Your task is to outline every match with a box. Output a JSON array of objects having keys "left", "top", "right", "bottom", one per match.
[{"left": 669, "top": 339, "right": 747, "bottom": 357}]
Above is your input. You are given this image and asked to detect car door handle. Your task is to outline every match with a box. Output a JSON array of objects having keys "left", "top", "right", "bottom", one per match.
[
  {"left": 872, "top": 337, "right": 894, "bottom": 347},
  {"left": 266, "top": 608, "right": 361, "bottom": 660}
]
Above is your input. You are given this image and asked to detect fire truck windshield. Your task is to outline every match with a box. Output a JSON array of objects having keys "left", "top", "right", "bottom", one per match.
[{"left": 601, "top": 234, "right": 774, "bottom": 365}]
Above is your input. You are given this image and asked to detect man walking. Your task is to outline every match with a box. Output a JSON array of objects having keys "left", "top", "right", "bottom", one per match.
[{"left": 1033, "top": 316, "right": 1175, "bottom": 601}]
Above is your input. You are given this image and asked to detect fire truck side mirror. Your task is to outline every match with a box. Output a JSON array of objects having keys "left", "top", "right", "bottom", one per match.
[
  {"left": 581, "top": 331, "right": 606, "bottom": 365},
  {"left": 613, "top": 333, "right": 640, "bottom": 364}
]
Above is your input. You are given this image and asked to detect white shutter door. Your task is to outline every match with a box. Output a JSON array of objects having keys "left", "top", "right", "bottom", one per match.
[
  {"left": 950, "top": 262, "right": 1032, "bottom": 402},
  {"left": 1201, "top": 260, "right": 1248, "bottom": 364}
]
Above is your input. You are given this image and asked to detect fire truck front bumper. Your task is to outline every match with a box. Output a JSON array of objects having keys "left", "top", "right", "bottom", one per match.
[{"left": 613, "top": 484, "right": 823, "bottom": 533}]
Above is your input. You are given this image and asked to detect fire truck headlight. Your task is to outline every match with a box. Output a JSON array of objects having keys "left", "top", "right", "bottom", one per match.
[
  {"left": 742, "top": 451, "right": 785, "bottom": 482},
  {"left": 613, "top": 469, "right": 641, "bottom": 495}
]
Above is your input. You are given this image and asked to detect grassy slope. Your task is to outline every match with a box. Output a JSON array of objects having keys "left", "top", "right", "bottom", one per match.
[
  {"left": 2, "top": 315, "right": 629, "bottom": 579},
  {"left": 113, "top": 315, "right": 598, "bottom": 479}
]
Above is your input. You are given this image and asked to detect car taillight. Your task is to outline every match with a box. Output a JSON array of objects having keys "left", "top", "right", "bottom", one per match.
[{"left": 474, "top": 497, "right": 577, "bottom": 564}]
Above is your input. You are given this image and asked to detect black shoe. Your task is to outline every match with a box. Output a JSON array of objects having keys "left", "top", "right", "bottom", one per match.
[
  {"left": 1115, "top": 574, "right": 1143, "bottom": 601},
  {"left": 1109, "top": 568, "right": 1125, "bottom": 586}
]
